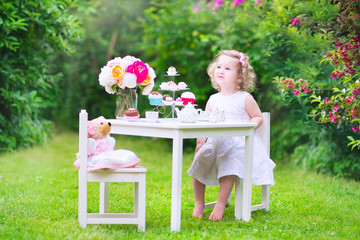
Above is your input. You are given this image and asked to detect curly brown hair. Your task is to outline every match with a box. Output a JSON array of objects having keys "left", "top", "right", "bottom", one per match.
[{"left": 207, "top": 49, "right": 256, "bottom": 91}]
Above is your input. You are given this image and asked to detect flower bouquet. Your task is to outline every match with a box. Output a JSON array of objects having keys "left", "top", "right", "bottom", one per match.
[{"left": 98, "top": 56, "right": 156, "bottom": 118}]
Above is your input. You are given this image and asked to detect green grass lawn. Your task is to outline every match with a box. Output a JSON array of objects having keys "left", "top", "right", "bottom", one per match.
[{"left": 0, "top": 130, "right": 359, "bottom": 239}]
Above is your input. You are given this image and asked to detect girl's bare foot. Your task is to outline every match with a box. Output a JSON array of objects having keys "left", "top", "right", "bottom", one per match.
[
  {"left": 192, "top": 202, "right": 204, "bottom": 218},
  {"left": 209, "top": 202, "right": 226, "bottom": 221}
]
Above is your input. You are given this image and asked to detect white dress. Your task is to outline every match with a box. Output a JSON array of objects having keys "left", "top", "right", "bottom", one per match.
[{"left": 187, "top": 91, "right": 275, "bottom": 186}]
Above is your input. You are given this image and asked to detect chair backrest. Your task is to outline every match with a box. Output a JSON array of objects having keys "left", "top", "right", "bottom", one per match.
[{"left": 255, "top": 112, "right": 270, "bottom": 155}]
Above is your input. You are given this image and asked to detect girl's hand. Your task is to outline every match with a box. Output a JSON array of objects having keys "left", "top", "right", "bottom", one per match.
[{"left": 194, "top": 137, "right": 207, "bottom": 156}]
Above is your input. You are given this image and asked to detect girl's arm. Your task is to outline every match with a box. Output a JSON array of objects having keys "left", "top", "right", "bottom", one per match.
[
  {"left": 245, "top": 94, "right": 263, "bottom": 130},
  {"left": 194, "top": 102, "right": 212, "bottom": 156}
]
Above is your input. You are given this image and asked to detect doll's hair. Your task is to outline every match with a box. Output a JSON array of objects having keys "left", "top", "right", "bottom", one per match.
[{"left": 207, "top": 49, "right": 256, "bottom": 91}]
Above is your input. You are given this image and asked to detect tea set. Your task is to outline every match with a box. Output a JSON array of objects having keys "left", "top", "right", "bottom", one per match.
[{"left": 144, "top": 103, "right": 224, "bottom": 123}]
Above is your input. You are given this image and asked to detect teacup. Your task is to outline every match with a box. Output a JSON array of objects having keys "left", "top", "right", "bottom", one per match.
[
  {"left": 145, "top": 111, "right": 159, "bottom": 122},
  {"left": 209, "top": 112, "right": 218, "bottom": 123},
  {"left": 217, "top": 110, "right": 225, "bottom": 122},
  {"left": 199, "top": 110, "right": 211, "bottom": 120}
]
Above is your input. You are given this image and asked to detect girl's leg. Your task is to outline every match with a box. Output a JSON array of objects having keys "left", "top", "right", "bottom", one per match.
[
  {"left": 192, "top": 177, "right": 206, "bottom": 218},
  {"left": 209, "top": 175, "right": 236, "bottom": 221}
]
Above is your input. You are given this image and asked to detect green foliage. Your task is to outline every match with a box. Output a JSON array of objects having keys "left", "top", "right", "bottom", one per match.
[
  {"left": 274, "top": 0, "right": 360, "bottom": 178},
  {"left": 1, "top": 132, "right": 360, "bottom": 238},
  {"left": 141, "top": 0, "right": 339, "bottom": 161},
  {"left": 0, "top": 0, "right": 83, "bottom": 151},
  {"left": 53, "top": 0, "right": 150, "bottom": 128}
]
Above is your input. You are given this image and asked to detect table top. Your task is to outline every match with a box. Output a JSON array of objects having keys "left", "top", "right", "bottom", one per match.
[{"left": 109, "top": 118, "right": 257, "bottom": 130}]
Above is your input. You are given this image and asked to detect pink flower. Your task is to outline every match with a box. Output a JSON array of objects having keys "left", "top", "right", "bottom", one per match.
[
  {"left": 256, "top": 0, "right": 262, "bottom": 5},
  {"left": 232, "top": 0, "right": 244, "bottom": 6},
  {"left": 353, "top": 88, "right": 360, "bottom": 95},
  {"left": 346, "top": 95, "right": 355, "bottom": 104},
  {"left": 325, "top": 97, "right": 330, "bottom": 103},
  {"left": 331, "top": 73, "right": 337, "bottom": 79},
  {"left": 331, "top": 114, "right": 337, "bottom": 123},
  {"left": 293, "top": 90, "right": 300, "bottom": 96},
  {"left": 336, "top": 41, "right": 343, "bottom": 47},
  {"left": 215, "top": 0, "right": 222, "bottom": 7},
  {"left": 352, "top": 126, "right": 360, "bottom": 133},
  {"left": 126, "top": 61, "right": 149, "bottom": 83},
  {"left": 193, "top": 5, "right": 201, "bottom": 13},
  {"left": 291, "top": 18, "right": 299, "bottom": 26},
  {"left": 333, "top": 106, "right": 339, "bottom": 112},
  {"left": 304, "top": 88, "right": 311, "bottom": 93}
]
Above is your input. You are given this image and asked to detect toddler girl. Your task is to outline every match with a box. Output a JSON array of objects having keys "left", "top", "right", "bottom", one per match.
[{"left": 187, "top": 49, "right": 275, "bottom": 221}]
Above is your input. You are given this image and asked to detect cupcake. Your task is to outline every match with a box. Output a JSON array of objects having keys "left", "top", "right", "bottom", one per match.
[
  {"left": 165, "top": 96, "right": 173, "bottom": 102},
  {"left": 159, "top": 82, "right": 168, "bottom": 90},
  {"left": 167, "top": 66, "right": 178, "bottom": 76},
  {"left": 175, "top": 97, "right": 183, "bottom": 106},
  {"left": 124, "top": 108, "right": 140, "bottom": 122},
  {"left": 168, "top": 81, "right": 178, "bottom": 91},
  {"left": 148, "top": 91, "right": 163, "bottom": 105},
  {"left": 162, "top": 94, "right": 170, "bottom": 100},
  {"left": 178, "top": 81, "right": 187, "bottom": 90},
  {"left": 181, "top": 91, "right": 196, "bottom": 105}
]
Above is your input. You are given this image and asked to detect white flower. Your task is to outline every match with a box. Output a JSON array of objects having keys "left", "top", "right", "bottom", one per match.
[
  {"left": 98, "top": 56, "right": 156, "bottom": 95},
  {"left": 105, "top": 84, "right": 116, "bottom": 94},
  {"left": 107, "top": 57, "right": 123, "bottom": 67},
  {"left": 123, "top": 73, "right": 137, "bottom": 89},
  {"left": 98, "top": 66, "right": 116, "bottom": 86},
  {"left": 147, "top": 64, "right": 156, "bottom": 80},
  {"left": 142, "top": 78, "right": 154, "bottom": 95},
  {"left": 123, "top": 55, "right": 141, "bottom": 63}
]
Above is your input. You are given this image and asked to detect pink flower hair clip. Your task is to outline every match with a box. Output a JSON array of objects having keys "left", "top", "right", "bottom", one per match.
[{"left": 239, "top": 53, "right": 246, "bottom": 64}]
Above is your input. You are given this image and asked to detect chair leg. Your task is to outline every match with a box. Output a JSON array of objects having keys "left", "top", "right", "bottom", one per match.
[
  {"left": 79, "top": 180, "right": 87, "bottom": 228},
  {"left": 100, "top": 182, "right": 109, "bottom": 214},
  {"left": 261, "top": 185, "right": 270, "bottom": 211},
  {"left": 137, "top": 174, "right": 146, "bottom": 232},
  {"left": 234, "top": 177, "right": 243, "bottom": 220}
]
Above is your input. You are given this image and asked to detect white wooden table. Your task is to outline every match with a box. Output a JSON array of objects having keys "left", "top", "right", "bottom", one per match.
[{"left": 107, "top": 118, "right": 256, "bottom": 231}]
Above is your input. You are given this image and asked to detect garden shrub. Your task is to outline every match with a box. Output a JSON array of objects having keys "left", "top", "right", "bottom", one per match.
[
  {"left": 275, "top": 0, "right": 360, "bottom": 179},
  {"left": 0, "top": 0, "right": 82, "bottom": 151},
  {"left": 142, "top": 0, "right": 338, "bottom": 162}
]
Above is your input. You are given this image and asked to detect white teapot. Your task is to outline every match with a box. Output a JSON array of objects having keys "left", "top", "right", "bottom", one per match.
[{"left": 175, "top": 104, "right": 202, "bottom": 123}]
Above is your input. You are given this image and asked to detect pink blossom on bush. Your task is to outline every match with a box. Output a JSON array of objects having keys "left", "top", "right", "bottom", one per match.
[
  {"left": 256, "top": 0, "right": 262, "bottom": 5},
  {"left": 329, "top": 112, "right": 337, "bottom": 123},
  {"left": 293, "top": 90, "right": 300, "bottom": 96},
  {"left": 333, "top": 105, "right": 339, "bottom": 112},
  {"left": 352, "top": 126, "right": 360, "bottom": 133},
  {"left": 232, "top": 0, "right": 244, "bottom": 6},
  {"left": 193, "top": 5, "right": 201, "bottom": 13},
  {"left": 325, "top": 97, "right": 330, "bottom": 103},
  {"left": 304, "top": 88, "right": 311, "bottom": 93},
  {"left": 346, "top": 95, "right": 355, "bottom": 104},
  {"left": 291, "top": 18, "right": 299, "bottom": 26},
  {"left": 353, "top": 88, "right": 359, "bottom": 95}
]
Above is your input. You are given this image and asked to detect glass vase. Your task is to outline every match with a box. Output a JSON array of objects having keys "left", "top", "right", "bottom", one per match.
[{"left": 115, "top": 88, "right": 138, "bottom": 118}]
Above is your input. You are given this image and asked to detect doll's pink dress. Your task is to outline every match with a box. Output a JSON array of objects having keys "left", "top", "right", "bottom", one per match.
[{"left": 187, "top": 91, "right": 275, "bottom": 186}]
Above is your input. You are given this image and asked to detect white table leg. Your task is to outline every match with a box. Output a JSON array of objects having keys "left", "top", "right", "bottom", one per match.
[
  {"left": 170, "top": 130, "right": 183, "bottom": 232},
  {"left": 242, "top": 129, "right": 254, "bottom": 221}
]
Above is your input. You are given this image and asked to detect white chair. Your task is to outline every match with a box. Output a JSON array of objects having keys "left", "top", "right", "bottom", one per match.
[
  {"left": 78, "top": 110, "right": 146, "bottom": 231},
  {"left": 204, "top": 112, "right": 271, "bottom": 217}
]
